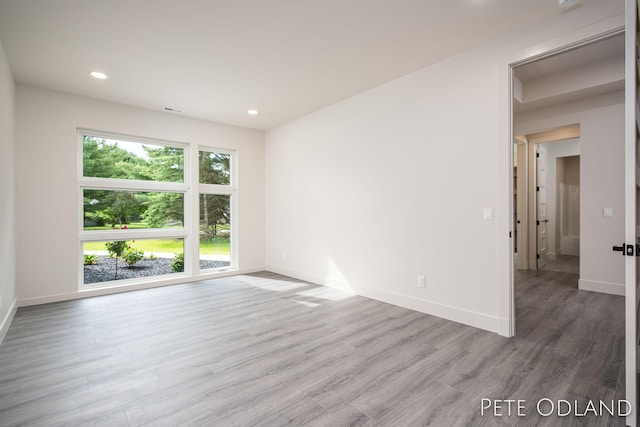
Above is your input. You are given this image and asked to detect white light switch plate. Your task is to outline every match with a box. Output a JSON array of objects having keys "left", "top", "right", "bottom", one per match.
[
  {"left": 603, "top": 207, "right": 613, "bottom": 218},
  {"left": 483, "top": 208, "right": 493, "bottom": 221}
]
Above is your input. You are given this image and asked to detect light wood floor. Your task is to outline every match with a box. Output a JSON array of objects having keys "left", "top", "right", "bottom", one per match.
[{"left": 0, "top": 270, "right": 625, "bottom": 426}]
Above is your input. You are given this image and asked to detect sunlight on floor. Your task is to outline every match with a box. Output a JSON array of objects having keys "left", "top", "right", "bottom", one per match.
[
  {"left": 295, "top": 287, "right": 353, "bottom": 301},
  {"left": 292, "top": 299, "right": 321, "bottom": 308},
  {"left": 240, "top": 276, "right": 309, "bottom": 292}
]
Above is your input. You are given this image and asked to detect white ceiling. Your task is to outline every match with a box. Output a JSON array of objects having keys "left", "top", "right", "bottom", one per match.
[
  {"left": 513, "top": 33, "right": 625, "bottom": 113},
  {"left": 0, "top": 0, "right": 582, "bottom": 130},
  {"left": 514, "top": 34, "right": 625, "bottom": 82}
]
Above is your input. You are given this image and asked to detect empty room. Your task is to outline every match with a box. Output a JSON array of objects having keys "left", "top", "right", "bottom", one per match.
[{"left": 0, "top": 0, "right": 637, "bottom": 426}]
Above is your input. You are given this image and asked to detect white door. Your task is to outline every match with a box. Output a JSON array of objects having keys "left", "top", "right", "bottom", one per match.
[
  {"left": 536, "top": 144, "right": 548, "bottom": 269},
  {"left": 624, "top": 1, "right": 638, "bottom": 425},
  {"left": 516, "top": 138, "right": 528, "bottom": 270}
]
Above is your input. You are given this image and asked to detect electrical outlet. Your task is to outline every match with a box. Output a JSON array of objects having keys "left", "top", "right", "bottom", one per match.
[{"left": 417, "top": 275, "right": 426, "bottom": 288}]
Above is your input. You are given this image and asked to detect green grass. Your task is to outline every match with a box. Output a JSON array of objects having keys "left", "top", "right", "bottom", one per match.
[
  {"left": 83, "top": 237, "right": 230, "bottom": 255},
  {"left": 199, "top": 238, "right": 231, "bottom": 255},
  {"left": 83, "top": 222, "right": 177, "bottom": 231},
  {"left": 83, "top": 222, "right": 231, "bottom": 255}
]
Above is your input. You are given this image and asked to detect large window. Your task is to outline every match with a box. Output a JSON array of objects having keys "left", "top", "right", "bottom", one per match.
[
  {"left": 83, "top": 190, "right": 184, "bottom": 230},
  {"left": 83, "top": 136, "right": 184, "bottom": 182},
  {"left": 199, "top": 150, "right": 233, "bottom": 271},
  {"left": 79, "top": 131, "right": 235, "bottom": 287}
]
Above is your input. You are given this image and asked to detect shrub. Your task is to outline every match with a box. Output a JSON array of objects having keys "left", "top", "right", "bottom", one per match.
[
  {"left": 93, "top": 212, "right": 108, "bottom": 226},
  {"left": 105, "top": 241, "right": 127, "bottom": 258},
  {"left": 84, "top": 254, "right": 97, "bottom": 265},
  {"left": 123, "top": 248, "right": 144, "bottom": 267},
  {"left": 171, "top": 253, "right": 184, "bottom": 273},
  {"left": 84, "top": 211, "right": 108, "bottom": 227},
  {"left": 105, "top": 240, "right": 128, "bottom": 279},
  {"left": 147, "top": 253, "right": 157, "bottom": 261}
]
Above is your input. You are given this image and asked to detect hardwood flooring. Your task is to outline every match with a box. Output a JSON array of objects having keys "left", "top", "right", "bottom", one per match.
[
  {"left": 0, "top": 270, "right": 626, "bottom": 426},
  {"left": 540, "top": 255, "right": 580, "bottom": 274}
]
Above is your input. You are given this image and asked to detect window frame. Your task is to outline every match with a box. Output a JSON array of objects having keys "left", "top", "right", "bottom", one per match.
[
  {"left": 193, "top": 146, "right": 237, "bottom": 273},
  {"left": 79, "top": 130, "right": 190, "bottom": 288},
  {"left": 78, "top": 130, "right": 238, "bottom": 289}
]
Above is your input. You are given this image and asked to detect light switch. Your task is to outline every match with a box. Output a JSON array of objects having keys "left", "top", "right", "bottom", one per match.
[
  {"left": 483, "top": 208, "right": 493, "bottom": 221},
  {"left": 603, "top": 207, "right": 613, "bottom": 218}
]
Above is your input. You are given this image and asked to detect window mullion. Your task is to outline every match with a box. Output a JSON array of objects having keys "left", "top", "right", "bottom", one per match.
[
  {"left": 80, "top": 228, "right": 186, "bottom": 242},
  {"left": 198, "top": 184, "right": 234, "bottom": 195},
  {"left": 188, "top": 143, "right": 200, "bottom": 275},
  {"left": 80, "top": 178, "right": 187, "bottom": 193}
]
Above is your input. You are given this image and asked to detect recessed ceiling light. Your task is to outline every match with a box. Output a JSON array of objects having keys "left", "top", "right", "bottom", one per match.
[
  {"left": 89, "top": 71, "right": 108, "bottom": 79},
  {"left": 248, "top": 109, "right": 259, "bottom": 115}
]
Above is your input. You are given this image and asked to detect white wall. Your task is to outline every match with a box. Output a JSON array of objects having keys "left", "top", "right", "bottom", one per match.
[
  {"left": 15, "top": 86, "right": 266, "bottom": 305},
  {"left": 0, "top": 39, "right": 17, "bottom": 344},
  {"left": 265, "top": 1, "right": 625, "bottom": 333},
  {"left": 516, "top": 92, "right": 625, "bottom": 295}
]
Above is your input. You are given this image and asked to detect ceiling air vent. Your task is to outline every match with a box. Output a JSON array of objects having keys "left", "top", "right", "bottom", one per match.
[{"left": 558, "top": 0, "right": 580, "bottom": 8}]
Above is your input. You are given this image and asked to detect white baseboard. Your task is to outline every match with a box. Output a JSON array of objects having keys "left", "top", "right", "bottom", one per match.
[
  {"left": 19, "top": 266, "right": 265, "bottom": 307},
  {"left": 265, "top": 264, "right": 355, "bottom": 293},
  {"left": 0, "top": 297, "right": 18, "bottom": 346},
  {"left": 579, "top": 279, "right": 624, "bottom": 296},
  {"left": 497, "top": 318, "right": 512, "bottom": 337},
  {"left": 266, "top": 264, "right": 501, "bottom": 334}
]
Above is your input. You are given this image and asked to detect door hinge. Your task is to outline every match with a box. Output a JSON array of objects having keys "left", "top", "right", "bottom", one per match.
[
  {"left": 537, "top": 254, "right": 540, "bottom": 259},
  {"left": 536, "top": 186, "right": 540, "bottom": 192},
  {"left": 536, "top": 152, "right": 540, "bottom": 158},
  {"left": 509, "top": 231, "right": 512, "bottom": 238},
  {"left": 536, "top": 220, "right": 540, "bottom": 226}
]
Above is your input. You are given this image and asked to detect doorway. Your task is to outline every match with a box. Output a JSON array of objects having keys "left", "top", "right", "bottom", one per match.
[
  {"left": 534, "top": 138, "right": 580, "bottom": 274},
  {"left": 513, "top": 126, "right": 582, "bottom": 275},
  {"left": 533, "top": 136, "right": 581, "bottom": 275},
  {"left": 542, "top": 152, "right": 581, "bottom": 274},
  {"left": 507, "top": 26, "right": 631, "bottom": 424},
  {"left": 510, "top": 30, "right": 624, "bottom": 306}
]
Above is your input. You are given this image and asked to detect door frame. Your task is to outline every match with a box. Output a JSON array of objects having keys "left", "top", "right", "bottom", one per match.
[
  {"left": 498, "top": 15, "right": 623, "bottom": 336},
  {"left": 514, "top": 137, "right": 529, "bottom": 270},
  {"left": 623, "top": 3, "right": 637, "bottom": 426}
]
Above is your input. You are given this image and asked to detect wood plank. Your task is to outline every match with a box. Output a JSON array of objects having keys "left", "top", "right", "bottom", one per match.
[{"left": 0, "top": 271, "right": 627, "bottom": 426}]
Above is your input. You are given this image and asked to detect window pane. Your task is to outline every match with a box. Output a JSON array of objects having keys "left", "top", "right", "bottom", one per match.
[
  {"left": 83, "top": 190, "right": 184, "bottom": 230},
  {"left": 83, "top": 238, "right": 185, "bottom": 285},
  {"left": 83, "top": 135, "right": 184, "bottom": 182},
  {"left": 199, "top": 194, "right": 231, "bottom": 270},
  {"left": 199, "top": 151, "right": 230, "bottom": 185}
]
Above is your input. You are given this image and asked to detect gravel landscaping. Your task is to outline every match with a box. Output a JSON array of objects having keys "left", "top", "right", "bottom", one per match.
[{"left": 83, "top": 256, "right": 231, "bottom": 284}]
